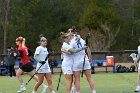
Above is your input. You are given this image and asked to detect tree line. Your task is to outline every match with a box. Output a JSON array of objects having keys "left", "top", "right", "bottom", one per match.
[{"left": 0, "top": 0, "right": 140, "bottom": 54}]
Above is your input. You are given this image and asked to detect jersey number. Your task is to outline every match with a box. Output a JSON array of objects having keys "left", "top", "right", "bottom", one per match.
[{"left": 77, "top": 42, "right": 82, "bottom": 48}]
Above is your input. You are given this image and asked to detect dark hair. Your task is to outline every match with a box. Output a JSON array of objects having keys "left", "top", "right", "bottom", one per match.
[{"left": 7, "top": 47, "right": 11, "bottom": 49}]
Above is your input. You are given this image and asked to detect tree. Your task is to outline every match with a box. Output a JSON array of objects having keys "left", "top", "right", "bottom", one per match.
[
  {"left": 0, "top": 0, "right": 10, "bottom": 54},
  {"left": 7, "top": 0, "right": 79, "bottom": 51},
  {"left": 79, "top": 2, "right": 121, "bottom": 51}
]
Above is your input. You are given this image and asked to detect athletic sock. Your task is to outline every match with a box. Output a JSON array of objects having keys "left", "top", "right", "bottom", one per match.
[
  {"left": 73, "top": 85, "right": 76, "bottom": 88},
  {"left": 92, "top": 90, "right": 96, "bottom": 93},
  {"left": 32, "top": 90, "right": 36, "bottom": 93},
  {"left": 71, "top": 84, "right": 76, "bottom": 90},
  {"left": 50, "top": 91, "right": 55, "bottom": 93},
  {"left": 135, "top": 86, "right": 140, "bottom": 92},
  {"left": 41, "top": 83, "right": 48, "bottom": 93},
  {"left": 136, "top": 86, "right": 140, "bottom": 89},
  {"left": 17, "top": 83, "right": 26, "bottom": 92},
  {"left": 20, "top": 83, "right": 26, "bottom": 89},
  {"left": 76, "top": 92, "right": 80, "bottom": 93}
]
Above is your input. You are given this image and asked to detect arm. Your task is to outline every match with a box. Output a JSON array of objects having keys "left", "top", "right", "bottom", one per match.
[
  {"left": 34, "top": 46, "right": 41, "bottom": 62},
  {"left": 34, "top": 54, "right": 40, "bottom": 62},
  {"left": 87, "top": 47, "right": 92, "bottom": 64},
  {"left": 68, "top": 46, "right": 88, "bottom": 53},
  {"left": 28, "top": 49, "right": 34, "bottom": 56},
  {"left": 61, "top": 47, "right": 71, "bottom": 54}
]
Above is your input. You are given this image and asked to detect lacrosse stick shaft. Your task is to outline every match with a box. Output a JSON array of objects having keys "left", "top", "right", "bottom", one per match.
[
  {"left": 81, "top": 49, "right": 87, "bottom": 78},
  {"left": 81, "top": 33, "right": 90, "bottom": 77},
  {"left": 26, "top": 64, "right": 44, "bottom": 85},
  {"left": 57, "top": 69, "right": 62, "bottom": 91}
]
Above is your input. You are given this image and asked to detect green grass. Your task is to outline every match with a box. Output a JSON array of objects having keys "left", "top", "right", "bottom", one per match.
[{"left": 0, "top": 72, "right": 137, "bottom": 93}]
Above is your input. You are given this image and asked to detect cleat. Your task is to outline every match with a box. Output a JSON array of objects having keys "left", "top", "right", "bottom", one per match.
[
  {"left": 32, "top": 90, "right": 36, "bottom": 93},
  {"left": 17, "top": 89, "right": 26, "bottom": 93},
  {"left": 50, "top": 91, "right": 55, "bottom": 93},
  {"left": 134, "top": 90, "right": 140, "bottom": 92}
]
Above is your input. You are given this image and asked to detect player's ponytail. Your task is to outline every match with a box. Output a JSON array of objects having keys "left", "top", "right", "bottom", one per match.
[
  {"left": 22, "top": 38, "right": 26, "bottom": 47},
  {"left": 16, "top": 36, "right": 26, "bottom": 47}
]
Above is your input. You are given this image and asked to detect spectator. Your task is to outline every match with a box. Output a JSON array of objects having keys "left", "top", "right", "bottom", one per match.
[{"left": 6, "top": 47, "right": 16, "bottom": 77}]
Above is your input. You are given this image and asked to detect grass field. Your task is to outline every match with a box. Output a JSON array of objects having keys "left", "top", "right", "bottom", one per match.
[{"left": 0, "top": 72, "right": 137, "bottom": 93}]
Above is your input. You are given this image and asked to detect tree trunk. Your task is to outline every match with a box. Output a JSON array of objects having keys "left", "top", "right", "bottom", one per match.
[{"left": 3, "top": 0, "right": 10, "bottom": 54}]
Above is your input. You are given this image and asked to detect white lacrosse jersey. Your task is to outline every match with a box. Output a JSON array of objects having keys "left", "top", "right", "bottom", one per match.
[
  {"left": 138, "top": 45, "right": 140, "bottom": 54},
  {"left": 61, "top": 42, "right": 74, "bottom": 66},
  {"left": 70, "top": 38, "right": 89, "bottom": 63},
  {"left": 70, "top": 37, "right": 91, "bottom": 71},
  {"left": 34, "top": 46, "right": 51, "bottom": 73}
]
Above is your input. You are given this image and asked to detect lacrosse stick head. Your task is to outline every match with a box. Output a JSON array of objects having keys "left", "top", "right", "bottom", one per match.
[{"left": 129, "top": 53, "right": 137, "bottom": 62}]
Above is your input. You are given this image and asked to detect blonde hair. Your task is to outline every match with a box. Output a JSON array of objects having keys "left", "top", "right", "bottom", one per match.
[
  {"left": 22, "top": 38, "right": 26, "bottom": 47},
  {"left": 16, "top": 36, "right": 26, "bottom": 47}
]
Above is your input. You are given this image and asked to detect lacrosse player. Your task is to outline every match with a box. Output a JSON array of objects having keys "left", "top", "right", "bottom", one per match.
[
  {"left": 60, "top": 32, "right": 87, "bottom": 93},
  {"left": 134, "top": 45, "right": 140, "bottom": 92},
  {"left": 15, "top": 37, "right": 39, "bottom": 93},
  {"left": 32, "top": 37, "right": 55, "bottom": 93},
  {"left": 64, "top": 30, "right": 96, "bottom": 93}
]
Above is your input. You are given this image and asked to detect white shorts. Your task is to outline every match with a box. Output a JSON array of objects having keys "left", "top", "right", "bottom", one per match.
[
  {"left": 36, "top": 63, "right": 51, "bottom": 73},
  {"left": 62, "top": 66, "right": 73, "bottom": 74},
  {"left": 73, "top": 60, "right": 91, "bottom": 71}
]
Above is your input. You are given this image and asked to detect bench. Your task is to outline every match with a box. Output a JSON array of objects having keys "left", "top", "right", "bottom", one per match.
[
  {"left": 0, "top": 67, "right": 8, "bottom": 75},
  {"left": 92, "top": 59, "right": 115, "bottom": 73},
  {"left": 50, "top": 60, "right": 62, "bottom": 74},
  {"left": 14, "top": 61, "right": 37, "bottom": 69},
  {"left": 0, "top": 67, "right": 8, "bottom": 72},
  {"left": 50, "top": 59, "right": 115, "bottom": 74}
]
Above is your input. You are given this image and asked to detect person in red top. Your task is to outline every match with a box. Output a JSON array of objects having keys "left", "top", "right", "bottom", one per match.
[
  {"left": 16, "top": 36, "right": 47, "bottom": 93},
  {"left": 18, "top": 40, "right": 30, "bottom": 65},
  {"left": 16, "top": 36, "right": 37, "bottom": 93}
]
